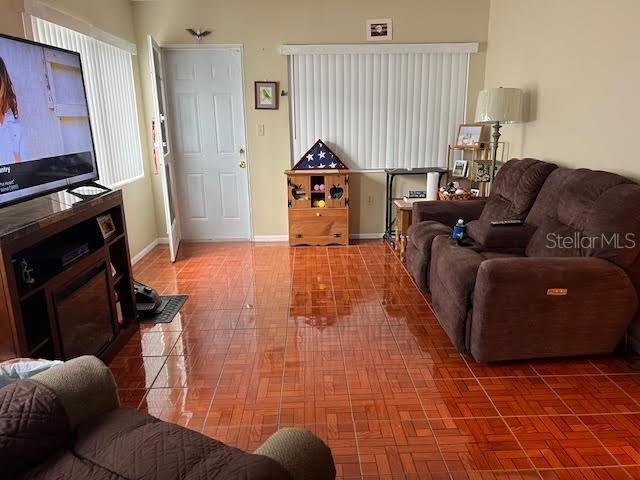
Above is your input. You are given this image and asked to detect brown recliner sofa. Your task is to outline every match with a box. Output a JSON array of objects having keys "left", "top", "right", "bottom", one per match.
[
  {"left": 0, "top": 356, "right": 336, "bottom": 480},
  {"left": 411, "top": 161, "right": 640, "bottom": 362},
  {"left": 406, "top": 158, "right": 557, "bottom": 293}
]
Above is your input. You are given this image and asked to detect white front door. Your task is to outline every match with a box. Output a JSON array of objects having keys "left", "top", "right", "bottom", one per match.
[
  {"left": 148, "top": 36, "right": 181, "bottom": 261},
  {"left": 164, "top": 48, "right": 251, "bottom": 241}
]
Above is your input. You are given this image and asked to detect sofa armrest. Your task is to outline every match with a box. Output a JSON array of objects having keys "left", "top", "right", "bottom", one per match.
[
  {"left": 466, "top": 220, "right": 537, "bottom": 250},
  {"left": 412, "top": 199, "right": 486, "bottom": 226},
  {"left": 471, "top": 257, "right": 639, "bottom": 362},
  {"left": 32, "top": 355, "right": 119, "bottom": 429},
  {"left": 254, "top": 428, "right": 336, "bottom": 480}
]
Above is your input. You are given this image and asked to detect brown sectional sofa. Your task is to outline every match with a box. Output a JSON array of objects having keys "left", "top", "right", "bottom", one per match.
[
  {"left": 0, "top": 356, "right": 336, "bottom": 480},
  {"left": 407, "top": 159, "right": 640, "bottom": 362}
]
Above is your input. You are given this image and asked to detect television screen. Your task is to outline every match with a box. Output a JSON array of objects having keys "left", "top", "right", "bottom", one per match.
[{"left": 0, "top": 34, "right": 98, "bottom": 207}]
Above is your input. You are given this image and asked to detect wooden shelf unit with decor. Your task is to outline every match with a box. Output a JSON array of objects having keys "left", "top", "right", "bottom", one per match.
[
  {"left": 0, "top": 190, "right": 137, "bottom": 362},
  {"left": 286, "top": 169, "right": 350, "bottom": 246}
]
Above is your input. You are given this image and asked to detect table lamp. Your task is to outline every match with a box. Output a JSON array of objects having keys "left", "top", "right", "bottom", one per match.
[{"left": 475, "top": 87, "right": 523, "bottom": 180}]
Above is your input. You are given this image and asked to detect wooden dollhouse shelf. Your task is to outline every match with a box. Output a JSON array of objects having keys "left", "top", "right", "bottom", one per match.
[
  {"left": 285, "top": 169, "right": 350, "bottom": 246},
  {"left": 286, "top": 140, "right": 350, "bottom": 246}
]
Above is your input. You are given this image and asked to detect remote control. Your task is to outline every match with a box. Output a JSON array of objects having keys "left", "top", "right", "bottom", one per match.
[{"left": 490, "top": 219, "right": 524, "bottom": 226}]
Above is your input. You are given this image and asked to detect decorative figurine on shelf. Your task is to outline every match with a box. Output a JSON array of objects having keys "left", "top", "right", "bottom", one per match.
[
  {"left": 314, "top": 184, "right": 320, "bottom": 191},
  {"left": 317, "top": 200, "right": 326, "bottom": 208},
  {"left": 319, "top": 184, "right": 325, "bottom": 191}
]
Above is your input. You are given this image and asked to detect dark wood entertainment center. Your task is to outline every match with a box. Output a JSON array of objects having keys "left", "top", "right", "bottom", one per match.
[{"left": 0, "top": 190, "right": 137, "bottom": 362}]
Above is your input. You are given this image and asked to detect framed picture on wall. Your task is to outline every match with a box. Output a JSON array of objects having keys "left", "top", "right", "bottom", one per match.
[
  {"left": 255, "top": 81, "right": 279, "bottom": 110},
  {"left": 455, "top": 124, "right": 487, "bottom": 148},
  {"left": 366, "top": 19, "right": 392, "bottom": 41}
]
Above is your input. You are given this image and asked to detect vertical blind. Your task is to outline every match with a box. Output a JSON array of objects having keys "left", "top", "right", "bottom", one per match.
[
  {"left": 32, "top": 17, "right": 144, "bottom": 188},
  {"left": 285, "top": 44, "right": 476, "bottom": 170}
]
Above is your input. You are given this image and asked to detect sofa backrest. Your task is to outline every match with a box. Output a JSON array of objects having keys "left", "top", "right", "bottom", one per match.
[
  {"left": 478, "top": 158, "right": 558, "bottom": 223},
  {"left": 525, "top": 167, "right": 640, "bottom": 269}
]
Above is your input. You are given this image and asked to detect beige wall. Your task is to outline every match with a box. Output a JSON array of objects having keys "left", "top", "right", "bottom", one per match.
[
  {"left": 484, "top": 0, "right": 640, "bottom": 179},
  {"left": 0, "top": 0, "right": 159, "bottom": 257},
  {"left": 132, "top": 0, "right": 490, "bottom": 238}
]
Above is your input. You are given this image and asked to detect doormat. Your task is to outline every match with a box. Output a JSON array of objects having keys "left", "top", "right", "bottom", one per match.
[{"left": 138, "top": 295, "right": 188, "bottom": 324}]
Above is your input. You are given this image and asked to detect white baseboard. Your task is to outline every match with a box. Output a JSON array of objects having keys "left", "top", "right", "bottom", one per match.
[
  {"left": 157, "top": 237, "right": 169, "bottom": 244},
  {"left": 131, "top": 238, "right": 159, "bottom": 265},
  {"left": 253, "top": 235, "right": 288, "bottom": 242},
  {"left": 350, "top": 232, "right": 384, "bottom": 239}
]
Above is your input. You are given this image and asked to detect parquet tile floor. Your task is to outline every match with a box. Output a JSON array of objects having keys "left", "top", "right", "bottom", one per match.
[{"left": 110, "top": 241, "right": 640, "bottom": 479}]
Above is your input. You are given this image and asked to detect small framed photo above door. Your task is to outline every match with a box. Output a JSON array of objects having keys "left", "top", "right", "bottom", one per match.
[
  {"left": 367, "top": 18, "right": 392, "bottom": 41},
  {"left": 255, "top": 81, "right": 279, "bottom": 110}
]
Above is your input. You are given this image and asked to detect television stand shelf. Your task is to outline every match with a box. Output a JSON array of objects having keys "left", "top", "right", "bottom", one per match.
[{"left": 0, "top": 190, "right": 137, "bottom": 362}]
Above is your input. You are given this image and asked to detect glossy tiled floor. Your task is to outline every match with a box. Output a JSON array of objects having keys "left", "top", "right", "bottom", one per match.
[{"left": 110, "top": 241, "right": 640, "bottom": 479}]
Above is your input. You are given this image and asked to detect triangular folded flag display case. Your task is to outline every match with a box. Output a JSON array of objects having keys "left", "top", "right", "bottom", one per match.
[
  {"left": 285, "top": 139, "right": 350, "bottom": 246},
  {"left": 292, "top": 139, "right": 347, "bottom": 170}
]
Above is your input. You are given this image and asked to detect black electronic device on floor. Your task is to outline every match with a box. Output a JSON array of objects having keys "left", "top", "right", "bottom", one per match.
[{"left": 134, "top": 281, "right": 163, "bottom": 315}]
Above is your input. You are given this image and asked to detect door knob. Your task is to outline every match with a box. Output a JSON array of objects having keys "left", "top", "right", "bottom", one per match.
[
  {"left": 238, "top": 160, "right": 247, "bottom": 168},
  {"left": 239, "top": 147, "right": 246, "bottom": 155}
]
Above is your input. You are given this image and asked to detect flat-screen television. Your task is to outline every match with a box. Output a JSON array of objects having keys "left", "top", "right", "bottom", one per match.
[{"left": 0, "top": 33, "right": 98, "bottom": 207}]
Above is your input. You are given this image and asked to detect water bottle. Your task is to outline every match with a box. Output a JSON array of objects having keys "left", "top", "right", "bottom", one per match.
[{"left": 452, "top": 219, "right": 466, "bottom": 240}]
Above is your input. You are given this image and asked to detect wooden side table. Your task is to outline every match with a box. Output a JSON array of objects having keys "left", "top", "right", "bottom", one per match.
[{"left": 393, "top": 200, "right": 414, "bottom": 262}]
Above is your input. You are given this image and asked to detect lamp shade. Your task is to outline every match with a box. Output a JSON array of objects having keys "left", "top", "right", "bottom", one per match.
[{"left": 475, "top": 87, "right": 523, "bottom": 124}]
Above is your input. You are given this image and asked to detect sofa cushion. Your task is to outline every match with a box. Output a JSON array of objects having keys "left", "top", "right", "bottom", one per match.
[
  {"left": 429, "top": 236, "right": 520, "bottom": 351},
  {"left": 406, "top": 221, "right": 452, "bottom": 292},
  {"left": 21, "top": 450, "right": 121, "bottom": 480},
  {"left": 407, "top": 220, "right": 451, "bottom": 250},
  {"left": 478, "top": 158, "right": 557, "bottom": 223},
  {"left": 0, "top": 379, "right": 69, "bottom": 478},
  {"left": 72, "top": 407, "right": 292, "bottom": 480},
  {"left": 525, "top": 168, "right": 640, "bottom": 269}
]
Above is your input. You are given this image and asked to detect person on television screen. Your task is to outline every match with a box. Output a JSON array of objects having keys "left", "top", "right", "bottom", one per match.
[{"left": 0, "top": 56, "right": 26, "bottom": 165}]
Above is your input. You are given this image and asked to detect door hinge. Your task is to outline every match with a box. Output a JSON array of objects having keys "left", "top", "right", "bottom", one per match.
[{"left": 288, "top": 200, "right": 292, "bottom": 208}]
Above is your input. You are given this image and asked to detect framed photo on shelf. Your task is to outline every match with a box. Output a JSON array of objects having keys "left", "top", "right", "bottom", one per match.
[
  {"left": 455, "top": 124, "right": 487, "bottom": 148},
  {"left": 474, "top": 161, "right": 492, "bottom": 182},
  {"left": 97, "top": 214, "right": 117, "bottom": 239},
  {"left": 452, "top": 160, "right": 468, "bottom": 178},
  {"left": 255, "top": 81, "right": 279, "bottom": 110}
]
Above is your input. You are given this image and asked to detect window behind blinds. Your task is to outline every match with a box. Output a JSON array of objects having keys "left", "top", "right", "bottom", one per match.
[
  {"left": 32, "top": 17, "right": 144, "bottom": 188},
  {"left": 285, "top": 44, "right": 476, "bottom": 170}
]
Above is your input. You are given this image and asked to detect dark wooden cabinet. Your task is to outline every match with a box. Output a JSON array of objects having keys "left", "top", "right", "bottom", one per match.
[{"left": 0, "top": 191, "right": 137, "bottom": 362}]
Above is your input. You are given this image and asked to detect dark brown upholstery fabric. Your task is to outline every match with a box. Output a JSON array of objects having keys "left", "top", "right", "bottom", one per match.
[
  {"left": 471, "top": 257, "right": 638, "bottom": 362},
  {"left": 429, "top": 236, "right": 520, "bottom": 351},
  {"left": 3, "top": 385, "right": 294, "bottom": 480},
  {"left": 411, "top": 199, "right": 486, "bottom": 226},
  {"left": 466, "top": 221, "right": 537, "bottom": 251},
  {"left": 71, "top": 407, "right": 293, "bottom": 480},
  {"left": 406, "top": 221, "right": 452, "bottom": 292},
  {"left": 22, "top": 451, "right": 123, "bottom": 480},
  {"left": 477, "top": 158, "right": 557, "bottom": 223},
  {"left": 525, "top": 169, "right": 640, "bottom": 269},
  {"left": 0, "top": 379, "right": 69, "bottom": 478}
]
